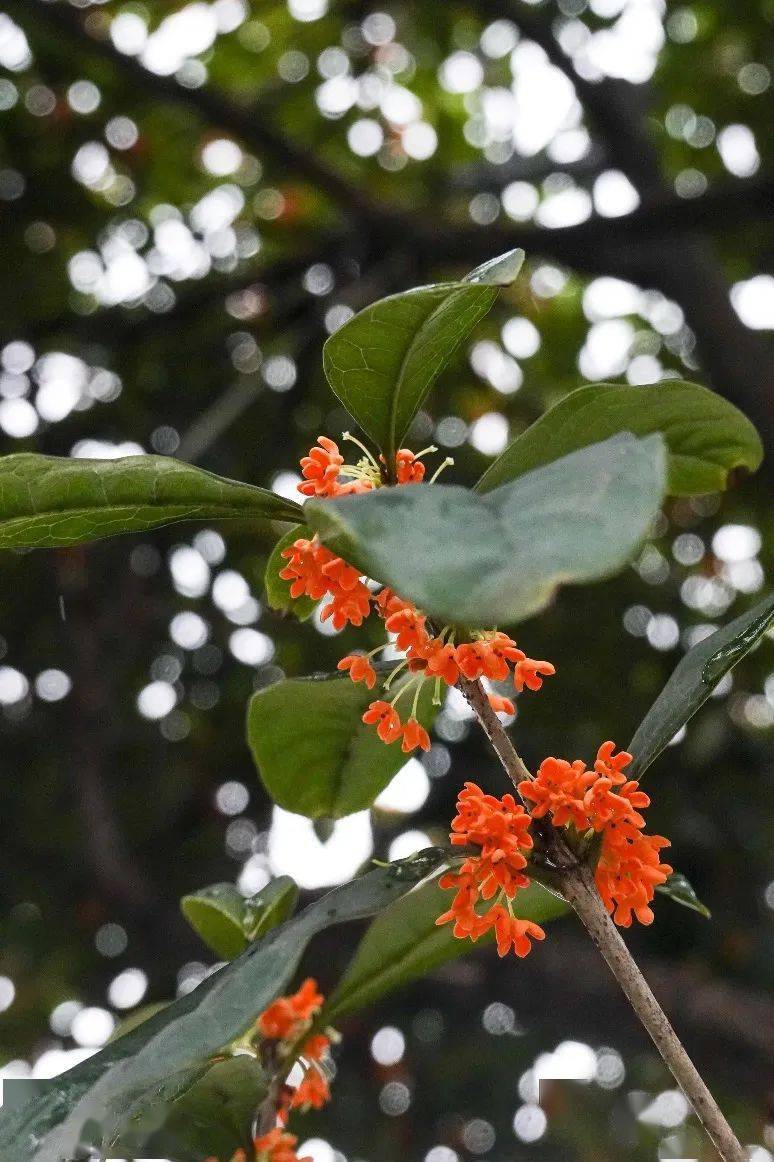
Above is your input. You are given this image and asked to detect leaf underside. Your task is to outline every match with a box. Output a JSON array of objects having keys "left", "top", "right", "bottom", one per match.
[{"left": 307, "top": 433, "right": 667, "bottom": 628}]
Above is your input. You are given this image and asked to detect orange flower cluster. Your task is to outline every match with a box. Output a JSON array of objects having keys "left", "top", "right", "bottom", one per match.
[
  {"left": 519, "top": 742, "right": 672, "bottom": 928},
  {"left": 342, "top": 589, "right": 554, "bottom": 754},
  {"left": 208, "top": 1138, "right": 311, "bottom": 1162},
  {"left": 251, "top": 979, "right": 333, "bottom": 1161},
  {"left": 283, "top": 434, "right": 556, "bottom": 755},
  {"left": 438, "top": 745, "right": 672, "bottom": 957},
  {"left": 253, "top": 1130, "right": 311, "bottom": 1162},
  {"left": 297, "top": 434, "right": 427, "bottom": 498},
  {"left": 280, "top": 535, "right": 371, "bottom": 631},
  {"left": 256, "top": 977, "right": 324, "bottom": 1040},
  {"left": 436, "top": 782, "right": 547, "bottom": 958}
]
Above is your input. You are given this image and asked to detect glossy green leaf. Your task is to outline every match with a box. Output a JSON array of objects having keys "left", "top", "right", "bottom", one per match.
[
  {"left": 264, "top": 524, "right": 318, "bottom": 620},
  {"left": 0, "top": 853, "right": 447, "bottom": 1162},
  {"left": 181, "top": 877, "right": 299, "bottom": 960},
  {"left": 322, "top": 249, "right": 524, "bottom": 464},
  {"left": 247, "top": 671, "right": 438, "bottom": 818},
  {"left": 628, "top": 593, "right": 774, "bottom": 779},
  {"left": 181, "top": 883, "right": 252, "bottom": 960},
  {"left": 307, "top": 434, "right": 667, "bottom": 628},
  {"left": 0, "top": 453, "right": 302, "bottom": 550},
  {"left": 476, "top": 381, "right": 763, "bottom": 496},
  {"left": 657, "top": 872, "right": 711, "bottom": 919},
  {"left": 327, "top": 876, "right": 568, "bottom": 1020}
]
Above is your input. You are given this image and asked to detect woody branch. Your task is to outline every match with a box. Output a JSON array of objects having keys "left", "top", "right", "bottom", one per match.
[{"left": 460, "top": 675, "right": 747, "bottom": 1162}]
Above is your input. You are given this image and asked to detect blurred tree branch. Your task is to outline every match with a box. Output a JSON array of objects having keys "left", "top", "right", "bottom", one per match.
[
  {"left": 6, "top": 0, "right": 390, "bottom": 229},
  {"left": 9, "top": 0, "right": 774, "bottom": 450},
  {"left": 476, "top": 0, "right": 774, "bottom": 457}
]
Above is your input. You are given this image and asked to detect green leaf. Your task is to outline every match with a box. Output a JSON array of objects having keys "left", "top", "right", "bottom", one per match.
[
  {"left": 322, "top": 249, "right": 524, "bottom": 464},
  {"left": 124, "top": 1054, "right": 267, "bottom": 1162},
  {"left": 248, "top": 876, "right": 300, "bottom": 940},
  {"left": 181, "top": 877, "right": 299, "bottom": 960},
  {"left": 0, "top": 453, "right": 302, "bottom": 550},
  {"left": 628, "top": 593, "right": 774, "bottom": 779},
  {"left": 465, "top": 248, "right": 527, "bottom": 286},
  {"left": 181, "top": 883, "right": 252, "bottom": 960},
  {"left": 247, "top": 671, "right": 438, "bottom": 818},
  {"left": 0, "top": 854, "right": 448, "bottom": 1162},
  {"left": 264, "top": 524, "right": 319, "bottom": 620},
  {"left": 307, "top": 434, "right": 667, "bottom": 628},
  {"left": 656, "top": 872, "right": 711, "bottom": 919},
  {"left": 327, "top": 875, "right": 568, "bottom": 1020},
  {"left": 476, "top": 381, "right": 763, "bottom": 496}
]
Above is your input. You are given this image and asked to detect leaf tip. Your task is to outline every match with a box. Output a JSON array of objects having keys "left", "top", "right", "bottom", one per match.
[{"left": 465, "top": 248, "right": 526, "bottom": 286}]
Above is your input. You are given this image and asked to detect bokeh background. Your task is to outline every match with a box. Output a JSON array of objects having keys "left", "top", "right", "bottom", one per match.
[{"left": 0, "top": 1, "right": 772, "bottom": 1159}]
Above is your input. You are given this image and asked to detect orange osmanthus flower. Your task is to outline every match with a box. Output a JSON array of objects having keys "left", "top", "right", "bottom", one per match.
[
  {"left": 518, "top": 743, "right": 672, "bottom": 929},
  {"left": 519, "top": 756, "right": 590, "bottom": 830},
  {"left": 279, "top": 537, "right": 333, "bottom": 602},
  {"left": 319, "top": 583, "right": 372, "bottom": 630},
  {"left": 436, "top": 782, "right": 546, "bottom": 959},
  {"left": 513, "top": 657, "right": 556, "bottom": 692},
  {"left": 337, "top": 653, "right": 377, "bottom": 688},
  {"left": 384, "top": 605, "right": 429, "bottom": 653},
  {"left": 362, "top": 700, "right": 403, "bottom": 744},
  {"left": 596, "top": 829, "right": 672, "bottom": 927},
  {"left": 421, "top": 639, "right": 460, "bottom": 685},
  {"left": 290, "top": 1066, "right": 331, "bottom": 1111},
  {"left": 254, "top": 980, "right": 333, "bottom": 1158},
  {"left": 455, "top": 631, "right": 524, "bottom": 682},
  {"left": 401, "top": 717, "right": 431, "bottom": 753},
  {"left": 257, "top": 978, "right": 324, "bottom": 1042},
  {"left": 285, "top": 435, "right": 555, "bottom": 756},
  {"left": 298, "top": 436, "right": 345, "bottom": 498},
  {"left": 301, "top": 1032, "right": 330, "bottom": 1061},
  {"left": 395, "top": 447, "right": 427, "bottom": 484},
  {"left": 487, "top": 691, "right": 516, "bottom": 716},
  {"left": 254, "top": 1128, "right": 312, "bottom": 1162}
]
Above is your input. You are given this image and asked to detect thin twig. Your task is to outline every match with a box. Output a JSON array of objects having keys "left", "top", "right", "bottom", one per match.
[
  {"left": 462, "top": 678, "right": 746, "bottom": 1162},
  {"left": 457, "top": 674, "right": 532, "bottom": 788}
]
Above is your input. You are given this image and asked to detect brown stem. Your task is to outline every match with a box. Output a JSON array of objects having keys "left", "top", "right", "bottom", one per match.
[
  {"left": 461, "top": 677, "right": 746, "bottom": 1162},
  {"left": 255, "top": 1042, "right": 283, "bottom": 1138},
  {"left": 457, "top": 675, "right": 532, "bottom": 789},
  {"left": 562, "top": 864, "right": 746, "bottom": 1162}
]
